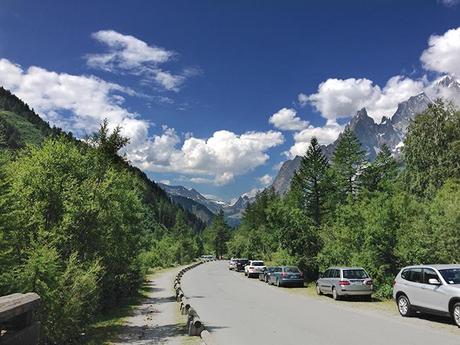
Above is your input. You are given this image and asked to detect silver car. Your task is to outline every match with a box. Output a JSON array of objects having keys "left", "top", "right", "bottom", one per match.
[
  {"left": 316, "top": 267, "right": 373, "bottom": 300},
  {"left": 393, "top": 264, "right": 460, "bottom": 327}
]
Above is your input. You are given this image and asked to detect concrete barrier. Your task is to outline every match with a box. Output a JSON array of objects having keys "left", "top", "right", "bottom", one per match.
[
  {"left": 0, "top": 293, "right": 41, "bottom": 345},
  {"left": 174, "top": 261, "right": 216, "bottom": 344}
]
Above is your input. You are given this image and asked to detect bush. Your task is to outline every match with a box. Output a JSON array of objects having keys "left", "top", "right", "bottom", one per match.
[{"left": 15, "top": 245, "right": 101, "bottom": 344}]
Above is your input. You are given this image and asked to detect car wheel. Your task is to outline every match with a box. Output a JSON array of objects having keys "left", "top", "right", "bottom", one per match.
[
  {"left": 316, "top": 284, "right": 322, "bottom": 295},
  {"left": 452, "top": 302, "right": 460, "bottom": 327},
  {"left": 332, "top": 287, "right": 340, "bottom": 300},
  {"left": 397, "top": 294, "right": 413, "bottom": 317},
  {"left": 265, "top": 277, "right": 268, "bottom": 283}
]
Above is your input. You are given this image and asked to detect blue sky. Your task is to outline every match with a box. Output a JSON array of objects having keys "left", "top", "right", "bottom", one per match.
[{"left": 0, "top": 0, "right": 459, "bottom": 201}]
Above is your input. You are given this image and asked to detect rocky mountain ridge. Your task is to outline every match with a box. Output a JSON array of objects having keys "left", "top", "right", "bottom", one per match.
[{"left": 271, "top": 75, "right": 460, "bottom": 195}]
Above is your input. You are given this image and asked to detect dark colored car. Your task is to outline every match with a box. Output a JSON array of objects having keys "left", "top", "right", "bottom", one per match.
[
  {"left": 235, "top": 259, "right": 249, "bottom": 272},
  {"left": 268, "top": 266, "right": 304, "bottom": 287},
  {"left": 259, "top": 266, "right": 277, "bottom": 282}
]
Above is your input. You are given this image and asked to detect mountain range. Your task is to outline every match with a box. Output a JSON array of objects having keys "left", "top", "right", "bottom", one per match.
[
  {"left": 158, "top": 183, "right": 255, "bottom": 226},
  {"left": 159, "top": 75, "right": 460, "bottom": 222},
  {"left": 271, "top": 75, "right": 460, "bottom": 195}
]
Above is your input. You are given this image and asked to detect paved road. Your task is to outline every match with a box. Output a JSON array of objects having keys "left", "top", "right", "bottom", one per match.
[{"left": 181, "top": 261, "right": 459, "bottom": 345}]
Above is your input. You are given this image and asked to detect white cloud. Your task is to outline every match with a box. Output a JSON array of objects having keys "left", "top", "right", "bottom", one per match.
[
  {"left": 269, "top": 107, "right": 309, "bottom": 131},
  {"left": 159, "top": 179, "right": 171, "bottom": 185},
  {"left": 87, "top": 30, "right": 172, "bottom": 70},
  {"left": 257, "top": 174, "right": 273, "bottom": 186},
  {"left": 287, "top": 120, "right": 344, "bottom": 158},
  {"left": 438, "top": 0, "right": 459, "bottom": 7},
  {"left": 302, "top": 76, "right": 424, "bottom": 123},
  {"left": 0, "top": 58, "right": 142, "bottom": 137},
  {"left": 131, "top": 128, "right": 284, "bottom": 186},
  {"left": 87, "top": 30, "right": 191, "bottom": 91},
  {"left": 421, "top": 27, "right": 460, "bottom": 77}
]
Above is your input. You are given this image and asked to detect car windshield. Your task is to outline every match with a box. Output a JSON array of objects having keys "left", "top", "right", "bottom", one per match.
[
  {"left": 284, "top": 267, "right": 300, "bottom": 273},
  {"left": 343, "top": 269, "right": 368, "bottom": 279},
  {"left": 252, "top": 262, "right": 264, "bottom": 266},
  {"left": 439, "top": 268, "right": 460, "bottom": 284}
]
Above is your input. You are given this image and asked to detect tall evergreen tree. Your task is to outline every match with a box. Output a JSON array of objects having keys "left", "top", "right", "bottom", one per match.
[
  {"left": 331, "top": 128, "right": 366, "bottom": 201},
  {"left": 210, "top": 212, "right": 231, "bottom": 258},
  {"left": 360, "top": 144, "right": 398, "bottom": 192},
  {"left": 289, "top": 137, "right": 330, "bottom": 227}
]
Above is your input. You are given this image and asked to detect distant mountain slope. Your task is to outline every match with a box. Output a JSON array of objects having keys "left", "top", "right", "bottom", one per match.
[
  {"left": 271, "top": 76, "right": 460, "bottom": 195},
  {"left": 168, "top": 194, "right": 215, "bottom": 224},
  {"left": 158, "top": 183, "right": 225, "bottom": 214},
  {"left": 158, "top": 183, "right": 256, "bottom": 227},
  {"left": 271, "top": 156, "right": 302, "bottom": 195},
  {"left": 0, "top": 87, "right": 206, "bottom": 233}
]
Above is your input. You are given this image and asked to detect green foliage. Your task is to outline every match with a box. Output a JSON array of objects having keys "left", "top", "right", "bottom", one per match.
[
  {"left": 360, "top": 144, "right": 399, "bottom": 192},
  {"left": 203, "top": 212, "right": 231, "bottom": 258},
  {"left": 233, "top": 100, "right": 460, "bottom": 299},
  {"left": 0, "top": 126, "right": 201, "bottom": 343},
  {"left": 289, "top": 137, "right": 330, "bottom": 227},
  {"left": 331, "top": 128, "right": 366, "bottom": 201},
  {"left": 403, "top": 99, "right": 460, "bottom": 197},
  {"left": 15, "top": 246, "right": 101, "bottom": 344}
]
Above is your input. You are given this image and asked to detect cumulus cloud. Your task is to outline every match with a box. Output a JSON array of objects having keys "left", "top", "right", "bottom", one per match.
[
  {"left": 269, "top": 107, "right": 309, "bottom": 131},
  {"left": 0, "top": 58, "right": 144, "bottom": 138},
  {"left": 287, "top": 121, "right": 344, "bottom": 158},
  {"left": 421, "top": 27, "right": 460, "bottom": 77},
  {"left": 87, "top": 30, "right": 192, "bottom": 91},
  {"left": 301, "top": 76, "right": 424, "bottom": 123},
  {"left": 131, "top": 128, "right": 284, "bottom": 185},
  {"left": 0, "top": 58, "right": 283, "bottom": 186},
  {"left": 257, "top": 174, "right": 273, "bottom": 186}
]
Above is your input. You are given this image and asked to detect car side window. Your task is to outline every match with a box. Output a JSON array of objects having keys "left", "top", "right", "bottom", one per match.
[
  {"left": 323, "top": 269, "right": 330, "bottom": 278},
  {"left": 401, "top": 269, "right": 409, "bottom": 280},
  {"left": 408, "top": 268, "right": 423, "bottom": 283},
  {"left": 334, "top": 269, "right": 340, "bottom": 278},
  {"left": 423, "top": 268, "right": 440, "bottom": 284}
]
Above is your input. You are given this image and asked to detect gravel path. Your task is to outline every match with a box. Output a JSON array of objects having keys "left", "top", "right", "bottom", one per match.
[{"left": 112, "top": 266, "right": 202, "bottom": 345}]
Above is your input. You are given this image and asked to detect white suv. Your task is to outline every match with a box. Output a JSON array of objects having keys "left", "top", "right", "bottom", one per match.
[
  {"left": 393, "top": 264, "right": 460, "bottom": 327},
  {"left": 244, "top": 260, "right": 266, "bottom": 278}
]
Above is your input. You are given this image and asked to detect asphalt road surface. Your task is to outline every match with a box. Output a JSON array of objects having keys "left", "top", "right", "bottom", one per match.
[{"left": 181, "top": 261, "right": 459, "bottom": 345}]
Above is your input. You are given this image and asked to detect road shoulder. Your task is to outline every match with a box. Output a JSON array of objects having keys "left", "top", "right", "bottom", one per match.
[{"left": 110, "top": 266, "right": 202, "bottom": 345}]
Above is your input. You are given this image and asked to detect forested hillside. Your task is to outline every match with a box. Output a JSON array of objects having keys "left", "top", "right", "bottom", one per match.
[
  {"left": 0, "top": 88, "right": 205, "bottom": 344},
  {"left": 228, "top": 99, "right": 460, "bottom": 298}
]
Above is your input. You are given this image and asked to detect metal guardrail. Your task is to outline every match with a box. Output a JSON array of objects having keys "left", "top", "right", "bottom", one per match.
[{"left": 0, "top": 293, "right": 41, "bottom": 345}]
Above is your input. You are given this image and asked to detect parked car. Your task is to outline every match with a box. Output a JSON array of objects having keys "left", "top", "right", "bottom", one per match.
[
  {"left": 393, "top": 264, "right": 460, "bottom": 327},
  {"left": 245, "top": 260, "right": 266, "bottom": 278},
  {"left": 316, "top": 267, "right": 373, "bottom": 300},
  {"left": 235, "top": 259, "right": 249, "bottom": 272},
  {"left": 200, "top": 255, "right": 215, "bottom": 262},
  {"left": 259, "top": 266, "right": 277, "bottom": 282},
  {"left": 268, "top": 266, "right": 304, "bottom": 287},
  {"left": 228, "top": 258, "right": 237, "bottom": 270}
]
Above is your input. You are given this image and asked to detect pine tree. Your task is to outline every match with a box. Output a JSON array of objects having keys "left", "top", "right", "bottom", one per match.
[
  {"left": 360, "top": 144, "right": 398, "bottom": 192},
  {"left": 210, "top": 212, "right": 231, "bottom": 258},
  {"left": 331, "top": 128, "right": 366, "bottom": 201},
  {"left": 289, "top": 137, "right": 330, "bottom": 227}
]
